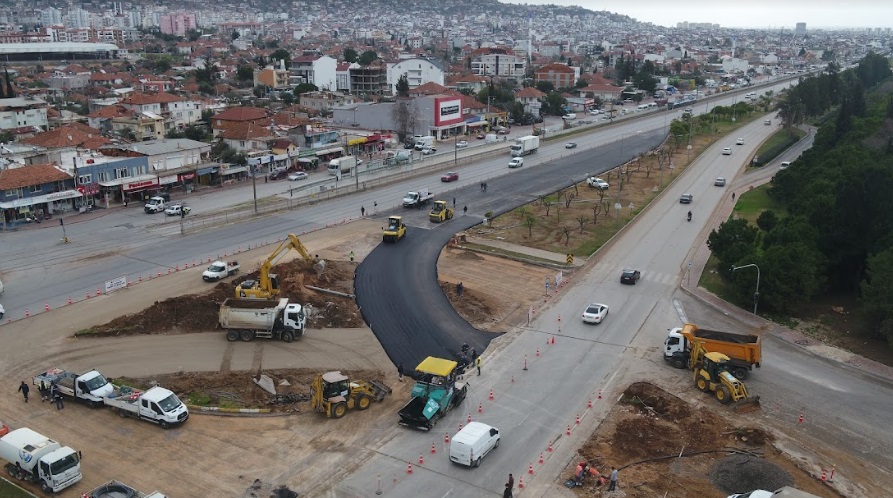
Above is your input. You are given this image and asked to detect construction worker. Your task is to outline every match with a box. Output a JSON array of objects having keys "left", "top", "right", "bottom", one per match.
[{"left": 475, "top": 356, "right": 482, "bottom": 376}]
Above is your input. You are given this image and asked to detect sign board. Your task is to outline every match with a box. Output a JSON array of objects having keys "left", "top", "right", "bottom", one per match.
[
  {"left": 104, "top": 276, "right": 127, "bottom": 294},
  {"left": 555, "top": 271, "right": 564, "bottom": 287}
]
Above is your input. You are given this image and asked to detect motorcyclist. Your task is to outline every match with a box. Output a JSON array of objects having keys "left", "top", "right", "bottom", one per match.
[{"left": 687, "top": 210, "right": 692, "bottom": 221}]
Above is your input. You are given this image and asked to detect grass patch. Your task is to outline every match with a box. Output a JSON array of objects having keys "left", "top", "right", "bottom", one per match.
[
  {"left": 732, "top": 184, "right": 787, "bottom": 224},
  {"left": 187, "top": 392, "right": 212, "bottom": 406},
  {"left": 752, "top": 128, "right": 807, "bottom": 167},
  {"left": 0, "top": 479, "right": 37, "bottom": 498}
]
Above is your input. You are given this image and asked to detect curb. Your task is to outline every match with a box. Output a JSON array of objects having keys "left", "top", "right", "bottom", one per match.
[{"left": 187, "top": 404, "right": 294, "bottom": 417}]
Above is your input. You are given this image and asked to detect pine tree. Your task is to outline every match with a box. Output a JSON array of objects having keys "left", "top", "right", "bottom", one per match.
[{"left": 3, "top": 67, "right": 12, "bottom": 97}]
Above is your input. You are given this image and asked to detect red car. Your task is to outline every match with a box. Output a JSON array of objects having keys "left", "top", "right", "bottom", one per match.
[{"left": 441, "top": 171, "right": 459, "bottom": 182}]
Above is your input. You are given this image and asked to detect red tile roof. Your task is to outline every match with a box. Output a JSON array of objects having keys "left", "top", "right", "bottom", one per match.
[
  {"left": 213, "top": 106, "right": 269, "bottom": 122},
  {"left": 21, "top": 123, "right": 109, "bottom": 149},
  {"left": 120, "top": 92, "right": 183, "bottom": 105},
  {"left": 0, "top": 163, "right": 71, "bottom": 189}
]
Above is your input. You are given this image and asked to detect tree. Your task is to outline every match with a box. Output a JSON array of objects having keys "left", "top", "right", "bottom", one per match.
[
  {"left": 270, "top": 49, "right": 291, "bottom": 69},
  {"left": 562, "top": 226, "right": 573, "bottom": 246},
  {"left": 540, "top": 195, "right": 552, "bottom": 217},
  {"left": 576, "top": 214, "right": 589, "bottom": 233},
  {"left": 861, "top": 248, "right": 893, "bottom": 345},
  {"left": 279, "top": 91, "right": 294, "bottom": 105},
  {"left": 231, "top": 31, "right": 239, "bottom": 41},
  {"left": 395, "top": 74, "right": 410, "bottom": 97},
  {"left": 520, "top": 207, "right": 536, "bottom": 237},
  {"left": 591, "top": 203, "right": 603, "bottom": 227},
  {"left": 358, "top": 50, "right": 378, "bottom": 65},
  {"left": 756, "top": 210, "right": 779, "bottom": 232},
  {"left": 343, "top": 47, "right": 358, "bottom": 63},
  {"left": 293, "top": 83, "right": 318, "bottom": 95},
  {"left": 707, "top": 219, "right": 759, "bottom": 276},
  {"left": 391, "top": 99, "right": 417, "bottom": 142},
  {"left": 236, "top": 65, "right": 254, "bottom": 82},
  {"left": 535, "top": 81, "right": 554, "bottom": 93}
]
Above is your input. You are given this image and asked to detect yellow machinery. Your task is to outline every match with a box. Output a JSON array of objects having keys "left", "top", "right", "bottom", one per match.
[
  {"left": 429, "top": 200, "right": 454, "bottom": 223},
  {"left": 382, "top": 216, "right": 406, "bottom": 242},
  {"left": 235, "top": 233, "right": 313, "bottom": 299},
  {"left": 692, "top": 347, "right": 759, "bottom": 409},
  {"left": 310, "top": 371, "right": 391, "bottom": 418}
]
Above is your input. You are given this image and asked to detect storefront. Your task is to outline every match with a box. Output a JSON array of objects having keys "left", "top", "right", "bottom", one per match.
[
  {"left": 1, "top": 189, "right": 83, "bottom": 225},
  {"left": 219, "top": 165, "right": 248, "bottom": 183},
  {"left": 315, "top": 147, "right": 344, "bottom": 163},
  {"left": 195, "top": 165, "right": 220, "bottom": 186}
]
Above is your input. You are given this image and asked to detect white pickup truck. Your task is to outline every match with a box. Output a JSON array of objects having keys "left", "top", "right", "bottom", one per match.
[
  {"left": 203, "top": 260, "right": 240, "bottom": 281},
  {"left": 144, "top": 193, "right": 171, "bottom": 214},
  {"left": 103, "top": 385, "right": 189, "bottom": 429},
  {"left": 33, "top": 368, "right": 114, "bottom": 407}
]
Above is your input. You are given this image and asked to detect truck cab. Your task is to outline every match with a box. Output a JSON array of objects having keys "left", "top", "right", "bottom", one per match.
[
  {"left": 144, "top": 195, "right": 169, "bottom": 214},
  {"left": 34, "top": 369, "right": 113, "bottom": 406}
]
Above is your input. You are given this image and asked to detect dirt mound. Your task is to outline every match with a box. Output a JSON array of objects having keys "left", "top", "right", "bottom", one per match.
[
  {"left": 438, "top": 280, "right": 496, "bottom": 329},
  {"left": 83, "top": 260, "right": 363, "bottom": 337},
  {"left": 710, "top": 454, "right": 793, "bottom": 494},
  {"left": 121, "top": 368, "right": 387, "bottom": 413}
]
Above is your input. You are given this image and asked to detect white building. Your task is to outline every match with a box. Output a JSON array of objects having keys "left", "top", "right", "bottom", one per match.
[
  {"left": 291, "top": 55, "right": 337, "bottom": 91},
  {"left": 471, "top": 52, "right": 526, "bottom": 80},
  {"left": 387, "top": 57, "right": 445, "bottom": 94},
  {"left": 0, "top": 97, "right": 49, "bottom": 132}
]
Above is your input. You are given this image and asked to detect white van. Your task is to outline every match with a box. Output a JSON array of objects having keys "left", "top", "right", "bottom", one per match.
[
  {"left": 563, "top": 113, "right": 576, "bottom": 120},
  {"left": 637, "top": 103, "right": 649, "bottom": 110},
  {"left": 449, "top": 422, "right": 500, "bottom": 467}
]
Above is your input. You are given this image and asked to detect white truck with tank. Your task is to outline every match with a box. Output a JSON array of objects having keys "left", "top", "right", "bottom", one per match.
[
  {"left": 143, "top": 193, "right": 171, "bottom": 213},
  {"left": 327, "top": 156, "right": 358, "bottom": 177},
  {"left": 203, "top": 260, "right": 240, "bottom": 281},
  {"left": 218, "top": 297, "right": 307, "bottom": 342},
  {"left": 84, "top": 480, "right": 167, "bottom": 498},
  {"left": 0, "top": 428, "right": 83, "bottom": 493},
  {"left": 33, "top": 368, "right": 113, "bottom": 407},
  {"left": 510, "top": 135, "right": 540, "bottom": 157},
  {"left": 403, "top": 188, "right": 434, "bottom": 209}
]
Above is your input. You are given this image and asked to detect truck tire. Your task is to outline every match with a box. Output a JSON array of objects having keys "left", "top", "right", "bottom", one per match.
[
  {"left": 226, "top": 330, "right": 240, "bottom": 341},
  {"left": 447, "top": 211, "right": 453, "bottom": 220},
  {"left": 240, "top": 329, "right": 255, "bottom": 342},
  {"left": 671, "top": 358, "right": 686, "bottom": 369},
  {"left": 6, "top": 464, "right": 20, "bottom": 479},
  {"left": 41, "top": 481, "right": 52, "bottom": 493},
  {"left": 715, "top": 386, "right": 733, "bottom": 404},
  {"left": 331, "top": 401, "right": 347, "bottom": 418},
  {"left": 731, "top": 367, "right": 748, "bottom": 380},
  {"left": 695, "top": 377, "right": 709, "bottom": 392},
  {"left": 119, "top": 408, "right": 129, "bottom": 418},
  {"left": 356, "top": 394, "right": 372, "bottom": 410},
  {"left": 281, "top": 331, "right": 294, "bottom": 343}
]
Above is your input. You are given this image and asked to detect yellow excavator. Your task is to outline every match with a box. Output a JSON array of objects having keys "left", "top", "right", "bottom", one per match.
[
  {"left": 310, "top": 371, "right": 392, "bottom": 418},
  {"left": 692, "top": 343, "right": 760, "bottom": 410},
  {"left": 235, "top": 233, "right": 313, "bottom": 299}
]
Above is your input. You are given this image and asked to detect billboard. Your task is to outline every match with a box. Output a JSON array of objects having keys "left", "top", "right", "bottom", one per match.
[{"left": 434, "top": 97, "right": 463, "bottom": 127}]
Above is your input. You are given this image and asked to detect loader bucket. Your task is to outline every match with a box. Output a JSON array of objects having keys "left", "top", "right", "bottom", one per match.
[
  {"left": 369, "top": 380, "right": 392, "bottom": 401},
  {"left": 733, "top": 395, "right": 761, "bottom": 414}
]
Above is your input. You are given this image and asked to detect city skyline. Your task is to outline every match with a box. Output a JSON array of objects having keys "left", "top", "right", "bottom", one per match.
[{"left": 516, "top": 0, "right": 892, "bottom": 30}]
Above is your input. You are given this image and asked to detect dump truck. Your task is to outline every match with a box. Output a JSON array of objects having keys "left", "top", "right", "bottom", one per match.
[
  {"left": 382, "top": 216, "right": 407, "bottom": 242},
  {"left": 403, "top": 188, "right": 434, "bottom": 209},
  {"left": 218, "top": 298, "right": 306, "bottom": 342},
  {"left": 510, "top": 135, "right": 539, "bottom": 157},
  {"left": 398, "top": 357, "right": 468, "bottom": 431},
  {"left": 664, "top": 323, "right": 761, "bottom": 379},
  {"left": 84, "top": 480, "right": 167, "bottom": 498},
  {"left": 0, "top": 428, "right": 83, "bottom": 493},
  {"left": 310, "top": 371, "right": 392, "bottom": 418},
  {"left": 102, "top": 384, "right": 189, "bottom": 429},
  {"left": 33, "top": 368, "right": 113, "bottom": 407},
  {"left": 202, "top": 260, "right": 240, "bottom": 281},
  {"left": 429, "top": 200, "right": 454, "bottom": 223}
]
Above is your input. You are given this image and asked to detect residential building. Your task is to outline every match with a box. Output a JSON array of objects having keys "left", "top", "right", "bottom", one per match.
[
  {"left": 470, "top": 51, "right": 526, "bottom": 80},
  {"left": 299, "top": 91, "right": 357, "bottom": 112},
  {"left": 0, "top": 97, "right": 50, "bottom": 132},
  {"left": 0, "top": 163, "right": 79, "bottom": 225},
  {"left": 255, "top": 60, "right": 291, "bottom": 91},
  {"left": 118, "top": 92, "right": 203, "bottom": 132},
  {"left": 159, "top": 12, "right": 197, "bottom": 37},
  {"left": 387, "top": 57, "right": 446, "bottom": 94},
  {"left": 514, "top": 86, "right": 545, "bottom": 117},
  {"left": 291, "top": 55, "right": 338, "bottom": 91},
  {"left": 349, "top": 62, "right": 389, "bottom": 96},
  {"left": 210, "top": 106, "right": 269, "bottom": 138},
  {"left": 534, "top": 63, "right": 579, "bottom": 89}
]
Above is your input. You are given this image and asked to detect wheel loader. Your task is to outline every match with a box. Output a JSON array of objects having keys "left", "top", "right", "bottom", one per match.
[
  {"left": 310, "top": 371, "right": 392, "bottom": 418},
  {"left": 692, "top": 350, "right": 760, "bottom": 412}
]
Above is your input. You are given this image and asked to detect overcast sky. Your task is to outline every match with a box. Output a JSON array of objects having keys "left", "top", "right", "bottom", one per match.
[{"left": 518, "top": 1, "right": 893, "bottom": 29}]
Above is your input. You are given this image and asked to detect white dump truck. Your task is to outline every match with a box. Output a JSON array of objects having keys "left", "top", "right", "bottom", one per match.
[
  {"left": 33, "top": 368, "right": 114, "bottom": 407},
  {"left": 218, "top": 297, "right": 307, "bottom": 342},
  {"left": 102, "top": 385, "right": 189, "bottom": 429},
  {"left": 0, "top": 428, "right": 83, "bottom": 493},
  {"left": 84, "top": 480, "right": 167, "bottom": 498},
  {"left": 202, "top": 260, "right": 240, "bottom": 281}
]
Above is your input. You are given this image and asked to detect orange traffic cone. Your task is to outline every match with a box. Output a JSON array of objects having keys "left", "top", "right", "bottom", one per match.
[
  {"left": 575, "top": 414, "right": 580, "bottom": 425},
  {"left": 566, "top": 425, "right": 571, "bottom": 436},
  {"left": 528, "top": 462, "right": 534, "bottom": 475},
  {"left": 518, "top": 477, "right": 524, "bottom": 489},
  {"left": 406, "top": 463, "right": 413, "bottom": 474},
  {"left": 539, "top": 453, "right": 544, "bottom": 464},
  {"left": 547, "top": 442, "right": 554, "bottom": 452},
  {"left": 431, "top": 443, "right": 437, "bottom": 454},
  {"left": 489, "top": 389, "right": 494, "bottom": 400},
  {"left": 418, "top": 454, "right": 424, "bottom": 465},
  {"left": 478, "top": 403, "right": 483, "bottom": 414}
]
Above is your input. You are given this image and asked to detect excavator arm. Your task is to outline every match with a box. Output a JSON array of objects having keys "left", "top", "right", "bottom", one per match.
[{"left": 237, "top": 234, "right": 313, "bottom": 299}]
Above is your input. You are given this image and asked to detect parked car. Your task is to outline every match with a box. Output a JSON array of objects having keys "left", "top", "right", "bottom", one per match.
[
  {"left": 268, "top": 167, "right": 288, "bottom": 180},
  {"left": 441, "top": 171, "right": 459, "bottom": 182},
  {"left": 422, "top": 146, "right": 437, "bottom": 155},
  {"left": 736, "top": 138, "right": 744, "bottom": 145},
  {"left": 587, "top": 177, "right": 609, "bottom": 189},
  {"left": 508, "top": 157, "right": 524, "bottom": 169},
  {"left": 565, "top": 142, "right": 577, "bottom": 149},
  {"left": 714, "top": 177, "right": 726, "bottom": 187},
  {"left": 476, "top": 132, "right": 486, "bottom": 140},
  {"left": 722, "top": 147, "right": 733, "bottom": 155},
  {"left": 456, "top": 140, "right": 468, "bottom": 148},
  {"left": 620, "top": 269, "right": 641, "bottom": 285},
  {"left": 680, "top": 193, "right": 693, "bottom": 204},
  {"left": 582, "top": 303, "right": 609, "bottom": 324},
  {"left": 288, "top": 171, "right": 308, "bottom": 181},
  {"left": 497, "top": 128, "right": 511, "bottom": 135}
]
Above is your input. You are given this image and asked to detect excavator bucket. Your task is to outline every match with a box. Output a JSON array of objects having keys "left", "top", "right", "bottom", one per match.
[
  {"left": 734, "top": 395, "right": 762, "bottom": 414},
  {"left": 368, "top": 380, "right": 392, "bottom": 401}
]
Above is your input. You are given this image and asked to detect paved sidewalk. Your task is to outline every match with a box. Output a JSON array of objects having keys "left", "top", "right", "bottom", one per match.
[{"left": 464, "top": 234, "right": 580, "bottom": 267}]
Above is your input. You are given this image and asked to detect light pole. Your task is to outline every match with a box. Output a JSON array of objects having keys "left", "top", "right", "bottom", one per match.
[
  {"left": 731, "top": 264, "right": 761, "bottom": 315},
  {"left": 454, "top": 133, "right": 458, "bottom": 166}
]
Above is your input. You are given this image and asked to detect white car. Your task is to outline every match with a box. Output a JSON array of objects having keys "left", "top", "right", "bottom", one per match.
[
  {"left": 508, "top": 157, "right": 524, "bottom": 168},
  {"left": 587, "top": 177, "right": 609, "bottom": 189},
  {"left": 714, "top": 177, "right": 726, "bottom": 187},
  {"left": 736, "top": 138, "right": 744, "bottom": 145},
  {"left": 164, "top": 203, "right": 188, "bottom": 216},
  {"left": 722, "top": 147, "right": 733, "bottom": 155},
  {"left": 422, "top": 146, "right": 437, "bottom": 155},
  {"left": 287, "top": 171, "right": 308, "bottom": 181},
  {"left": 779, "top": 161, "right": 791, "bottom": 170},
  {"left": 582, "top": 303, "right": 609, "bottom": 324},
  {"left": 456, "top": 140, "right": 468, "bottom": 148}
]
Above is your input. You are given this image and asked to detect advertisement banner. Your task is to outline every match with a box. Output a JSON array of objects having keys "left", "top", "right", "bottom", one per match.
[{"left": 434, "top": 97, "right": 463, "bottom": 127}]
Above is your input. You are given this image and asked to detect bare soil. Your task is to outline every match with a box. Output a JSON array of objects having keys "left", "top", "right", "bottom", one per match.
[
  {"left": 567, "top": 382, "right": 840, "bottom": 498},
  {"left": 82, "top": 259, "right": 364, "bottom": 337}
]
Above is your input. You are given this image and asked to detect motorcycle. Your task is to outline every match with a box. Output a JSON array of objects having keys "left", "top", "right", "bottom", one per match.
[{"left": 687, "top": 211, "right": 692, "bottom": 222}]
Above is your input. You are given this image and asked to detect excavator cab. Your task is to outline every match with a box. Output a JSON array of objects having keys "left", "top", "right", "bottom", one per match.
[
  {"left": 693, "top": 351, "right": 759, "bottom": 410},
  {"left": 311, "top": 371, "right": 391, "bottom": 419},
  {"left": 235, "top": 234, "right": 311, "bottom": 299}
]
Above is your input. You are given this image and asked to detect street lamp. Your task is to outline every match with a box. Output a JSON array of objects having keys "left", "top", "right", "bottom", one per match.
[{"left": 731, "top": 264, "right": 761, "bottom": 315}]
